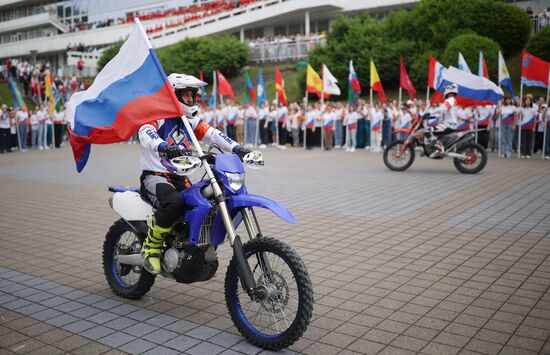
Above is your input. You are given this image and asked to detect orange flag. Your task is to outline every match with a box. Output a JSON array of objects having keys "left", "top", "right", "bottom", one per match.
[{"left": 275, "top": 66, "right": 288, "bottom": 105}]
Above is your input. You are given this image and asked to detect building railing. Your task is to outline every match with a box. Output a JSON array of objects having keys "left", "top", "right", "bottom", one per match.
[
  {"left": 248, "top": 38, "right": 326, "bottom": 63},
  {"left": 531, "top": 14, "right": 550, "bottom": 34}
]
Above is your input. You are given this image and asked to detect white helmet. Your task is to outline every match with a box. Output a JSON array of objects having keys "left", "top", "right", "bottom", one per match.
[
  {"left": 444, "top": 83, "right": 458, "bottom": 98},
  {"left": 167, "top": 73, "right": 207, "bottom": 117}
]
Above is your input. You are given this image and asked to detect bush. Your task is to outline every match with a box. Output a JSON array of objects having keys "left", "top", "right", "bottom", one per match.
[
  {"left": 410, "top": 0, "right": 529, "bottom": 56},
  {"left": 97, "top": 41, "right": 123, "bottom": 72},
  {"left": 474, "top": 1, "right": 531, "bottom": 55},
  {"left": 525, "top": 26, "right": 550, "bottom": 62},
  {"left": 157, "top": 36, "right": 248, "bottom": 80},
  {"left": 442, "top": 34, "right": 502, "bottom": 80}
]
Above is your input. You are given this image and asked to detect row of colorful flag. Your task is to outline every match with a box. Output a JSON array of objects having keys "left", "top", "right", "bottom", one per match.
[{"left": 199, "top": 50, "right": 549, "bottom": 109}]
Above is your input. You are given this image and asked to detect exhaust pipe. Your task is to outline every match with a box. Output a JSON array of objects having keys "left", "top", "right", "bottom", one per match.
[
  {"left": 116, "top": 254, "right": 144, "bottom": 266},
  {"left": 446, "top": 152, "right": 468, "bottom": 160}
]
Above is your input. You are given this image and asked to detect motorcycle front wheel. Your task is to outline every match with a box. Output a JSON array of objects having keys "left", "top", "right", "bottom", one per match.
[
  {"left": 103, "top": 219, "right": 155, "bottom": 299},
  {"left": 224, "top": 237, "right": 313, "bottom": 350},
  {"left": 383, "top": 140, "right": 415, "bottom": 171},
  {"left": 453, "top": 142, "right": 487, "bottom": 174}
]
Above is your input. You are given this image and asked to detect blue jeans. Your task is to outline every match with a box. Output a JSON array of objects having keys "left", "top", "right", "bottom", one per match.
[
  {"left": 38, "top": 122, "right": 45, "bottom": 148},
  {"left": 382, "top": 120, "right": 392, "bottom": 147},
  {"left": 31, "top": 129, "right": 38, "bottom": 148},
  {"left": 245, "top": 119, "right": 257, "bottom": 145},
  {"left": 544, "top": 126, "right": 550, "bottom": 157},
  {"left": 18, "top": 124, "right": 28, "bottom": 149},
  {"left": 500, "top": 123, "right": 513, "bottom": 157},
  {"left": 334, "top": 120, "right": 343, "bottom": 147}
]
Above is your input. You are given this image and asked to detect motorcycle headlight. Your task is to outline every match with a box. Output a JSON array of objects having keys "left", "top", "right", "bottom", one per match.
[{"left": 225, "top": 172, "right": 244, "bottom": 191}]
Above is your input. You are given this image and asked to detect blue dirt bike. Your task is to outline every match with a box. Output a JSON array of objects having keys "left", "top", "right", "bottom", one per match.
[{"left": 102, "top": 133, "right": 313, "bottom": 350}]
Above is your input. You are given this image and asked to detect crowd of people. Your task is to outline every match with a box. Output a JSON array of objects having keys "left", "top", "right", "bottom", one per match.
[
  {"left": 194, "top": 95, "right": 550, "bottom": 159},
  {"left": 1, "top": 94, "right": 549, "bottom": 159},
  {"left": 526, "top": 6, "right": 550, "bottom": 33},
  {"left": 0, "top": 103, "right": 67, "bottom": 153},
  {"left": 64, "top": 0, "right": 260, "bottom": 36},
  {"left": 247, "top": 33, "right": 325, "bottom": 47},
  {"left": 1, "top": 58, "right": 90, "bottom": 99}
]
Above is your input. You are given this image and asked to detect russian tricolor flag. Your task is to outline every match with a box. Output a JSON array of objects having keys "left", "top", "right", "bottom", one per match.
[
  {"left": 67, "top": 19, "right": 183, "bottom": 173},
  {"left": 431, "top": 67, "right": 503, "bottom": 108}
]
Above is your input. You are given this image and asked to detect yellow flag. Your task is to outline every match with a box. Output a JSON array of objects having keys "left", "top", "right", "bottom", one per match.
[
  {"left": 370, "top": 60, "right": 387, "bottom": 102},
  {"left": 370, "top": 61, "right": 381, "bottom": 87},
  {"left": 45, "top": 73, "right": 55, "bottom": 114},
  {"left": 306, "top": 64, "right": 323, "bottom": 98}
]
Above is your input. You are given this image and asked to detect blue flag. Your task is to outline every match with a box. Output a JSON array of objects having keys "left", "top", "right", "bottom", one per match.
[
  {"left": 257, "top": 68, "right": 267, "bottom": 107},
  {"left": 208, "top": 70, "right": 217, "bottom": 108}
]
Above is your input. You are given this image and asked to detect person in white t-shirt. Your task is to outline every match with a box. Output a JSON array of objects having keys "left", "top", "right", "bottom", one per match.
[
  {"left": 425, "top": 84, "right": 460, "bottom": 157},
  {"left": 15, "top": 108, "right": 29, "bottom": 152},
  {"left": 244, "top": 104, "right": 258, "bottom": 147},
  {"left": 30, "top": 109, "right": 39, "bottom": 149},
  {"left": 370, "top": 103, "right": 383, "bottom": 153},
  {"left": 344, "top": 106, "right": 358, "bottom": 152},
  {"left": 52, "top": 108, "right": 65, "bottom": 148},
  {"left": 258, "top": 102, "right": 269, "bottom": 148}
]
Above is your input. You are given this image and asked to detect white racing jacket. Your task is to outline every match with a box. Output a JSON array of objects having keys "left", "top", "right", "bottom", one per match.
[{"left": 139, "top": 115, "right": 239, "bottom": 173}]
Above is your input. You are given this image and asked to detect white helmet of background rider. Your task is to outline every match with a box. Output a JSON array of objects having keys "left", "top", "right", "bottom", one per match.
[
  {"left": 444, "top": 83, "right": 458, "bottom": 99},
  {"left": 168, "top": 73, "right": 207, "bottom": 118}
]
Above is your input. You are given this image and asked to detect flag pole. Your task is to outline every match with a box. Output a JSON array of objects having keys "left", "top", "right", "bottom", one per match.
[
  {"left": 254, "top": 105, "right": 259, "bottom": 149},
  {"left": 518, "top": 83, "right": 523, "bottom": 159},
  {"left": 398, "top": 87, "right": 402, "bottom": 110},
  {"left": 303, "top": 90, "right": 308, "bottom": 149},
  {"left": 321, "top": 64, "right": 325, "bottom": 151},
  {"left": 275, "top": 92, "right": 279, "bottom": 149},
  {"left": 426, "top": 86, "right": 430, "bottom": 105},
  {"left": 475, "top": 107, "right": 479, "bottom": 144},
  {"left": 498, "top": 85, "right": 502, "bottom": 158},
  {"left": 543, "top": 72, "right": 550, "bottom": 159}
]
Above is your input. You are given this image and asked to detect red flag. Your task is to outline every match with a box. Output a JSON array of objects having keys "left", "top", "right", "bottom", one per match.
[
  {"left": 216, "top": 70, "right": 235, "bottom": 100},
  {"left": 198, "top": 71, "right": 206, "bottom": 108},
  {"left": 275, "top": 66, "right": 288, "bottom": 105},
  {"left": 521, "top": 50, "right": 550, "bottom": 88},
  {"left": 400, "top": 58, "right": 416, "bottom": 100},
  {"left": 428, "top": 55, "right": 436, "bottom": 89}
]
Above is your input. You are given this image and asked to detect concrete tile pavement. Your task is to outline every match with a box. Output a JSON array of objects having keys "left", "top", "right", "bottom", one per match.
[{"left": 0, "top": 144, "right": 549, "bottom": 354}]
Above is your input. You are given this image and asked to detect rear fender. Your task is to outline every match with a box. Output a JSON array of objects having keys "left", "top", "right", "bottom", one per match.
[
  {"left": 210, "top": 194, "right": 295, "bottom": 245},
  {"left": 110, "top": 191, "right": 154, "bottom": 222}
]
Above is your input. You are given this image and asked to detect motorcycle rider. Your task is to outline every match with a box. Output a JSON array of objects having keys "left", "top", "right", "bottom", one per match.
[
  {"left": 425, "top": 83, "right": 459, "bottom": 157},
  {"left": 138, "top": 73, "right": 251, "bottom": 274}
]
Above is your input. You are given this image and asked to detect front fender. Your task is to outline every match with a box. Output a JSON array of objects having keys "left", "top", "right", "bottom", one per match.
[
  {"left": 210, "top": 194, "right": 295, "bottom": 245},
  {"left": 229, "top": 193, "right": 295, "bottom": 224}
]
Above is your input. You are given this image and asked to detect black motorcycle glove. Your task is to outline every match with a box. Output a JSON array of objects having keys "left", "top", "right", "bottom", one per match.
[
  {"left": 159, "top": 145, "right": 192, "bottom": 159},
  {"left": 233, "top": 146, "right": 252, "bottom": 162}
]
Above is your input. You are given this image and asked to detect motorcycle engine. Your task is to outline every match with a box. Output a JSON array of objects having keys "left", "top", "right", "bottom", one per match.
[{"left": 163, "top": 245, "right": 218, "bottom": 284}]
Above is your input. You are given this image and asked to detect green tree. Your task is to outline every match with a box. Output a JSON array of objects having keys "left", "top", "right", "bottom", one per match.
[
  {"left": 410, "top": 0, "right": 530, "bottom": 56},
  {"left": 525, "top": 26, "right": 550, "bottom": 62},
  {"left": 97, "top": 41, "right": 123, "bottom": 72},
  {"left": 442, "top": 34, "right": 502, "bottom": 80},
  {"left": 157, "top": 36, "right": 248, "bottom": 80},
  {"left": 307, "top": 14, "right": 418, "bottom": 99}
]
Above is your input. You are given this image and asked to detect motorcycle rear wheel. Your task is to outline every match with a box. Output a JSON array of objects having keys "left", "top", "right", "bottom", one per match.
[
  {"left": 453, "top": 142, "right": 487, "bottom": 174},
  {"left": 225, "top": 237, "right": 313, "bottom": 350},
  {"left": 103, "top": 219, "right": 155, "bottom": 299},
  {"left": 383, "top": 140, "right": 415, "bottom": 172}
]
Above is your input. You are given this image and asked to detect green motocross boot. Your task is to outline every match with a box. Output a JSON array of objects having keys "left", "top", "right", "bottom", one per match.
[{"left": 141, "top": 218, "right": 171, "bottom": 274}]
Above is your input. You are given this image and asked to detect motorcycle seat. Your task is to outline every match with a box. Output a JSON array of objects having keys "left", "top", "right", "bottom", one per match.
[{"left": 108, "top": 185, "right": 140, "bottom": 193}]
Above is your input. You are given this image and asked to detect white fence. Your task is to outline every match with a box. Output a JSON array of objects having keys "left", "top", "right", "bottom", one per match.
[
  {"left": 248, "top": 38, "right": 325, "bottom": 63},
  {"left": 531, "top": 15, "right": 550, "bottom": 33}
]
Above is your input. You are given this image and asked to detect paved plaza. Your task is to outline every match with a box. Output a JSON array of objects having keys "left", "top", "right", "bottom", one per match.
[{"left": 0, "top": 144, "right": 549, "bottom": 355}]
